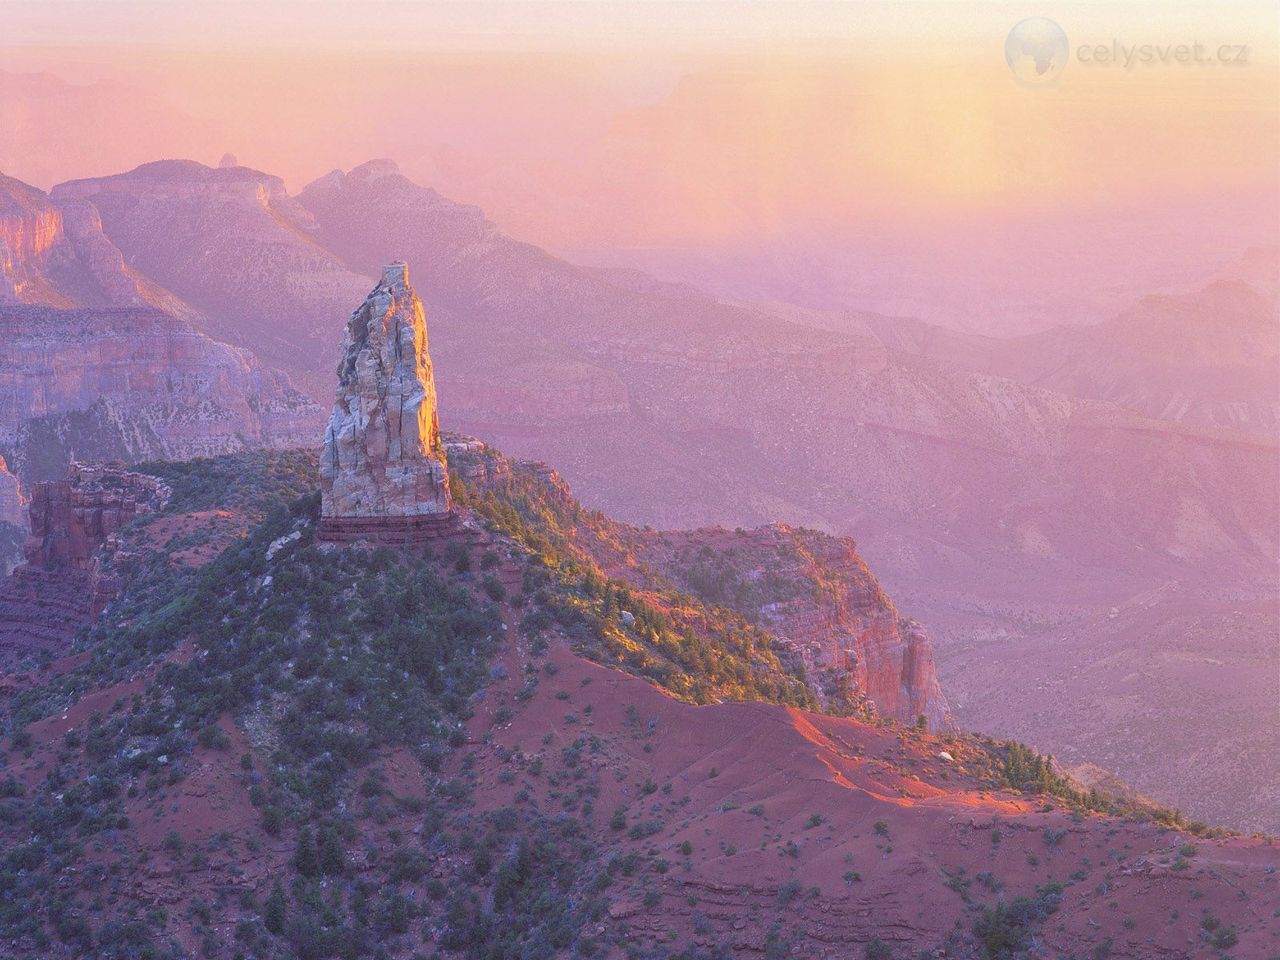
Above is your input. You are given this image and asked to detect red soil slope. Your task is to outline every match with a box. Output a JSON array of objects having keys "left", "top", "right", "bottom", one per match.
[{"left": 1, "top": 529, "right": 1275, "bottom": 959}]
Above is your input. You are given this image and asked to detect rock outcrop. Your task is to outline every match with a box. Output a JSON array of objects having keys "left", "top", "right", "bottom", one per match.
[
  {"left": 447, "top": 439, "right": 952, "bottom": 730},
  {"left": 635, "top": 522, "right": 954, "bottom": 729},
  {"left": 0, "top": 463, "right": 169, "bottom": 663},
  {"left": 319, "top": 263, "right": 453, "bottom": 543},
  {"left": 0, "top": 456, "right": 23, "bottom": 528},
  {"left": 23, "top": 463, "right": 169, "bottom": 575}
]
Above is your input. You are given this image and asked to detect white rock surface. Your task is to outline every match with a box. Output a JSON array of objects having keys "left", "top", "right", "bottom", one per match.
[{"left": 320, "top": 263, "right": 451, "bottom": 518}]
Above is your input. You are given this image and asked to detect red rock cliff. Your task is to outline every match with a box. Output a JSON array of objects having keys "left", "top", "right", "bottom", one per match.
[
  {"left": 0, "top": 464, "right": 169, "bottom": 664},
  {"left": 23, "top": 463, "right": 170, "bottom": 575},
  {"left": 641, "top": 523, "right": 953, "bottom": 730}
]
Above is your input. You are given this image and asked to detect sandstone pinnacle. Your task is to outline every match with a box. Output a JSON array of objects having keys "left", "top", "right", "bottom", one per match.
[{"left": 320, "top": 262, "right": 451, "bottom": 520}]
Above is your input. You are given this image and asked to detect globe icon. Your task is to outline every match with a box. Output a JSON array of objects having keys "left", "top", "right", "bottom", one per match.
[{"left": 1005, "top": 17, "right": 1069, "bottom": 86}]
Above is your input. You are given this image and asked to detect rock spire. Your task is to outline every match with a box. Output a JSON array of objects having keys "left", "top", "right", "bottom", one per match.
[{"left": 319, "top": 263, "right": 452, "bottom": 532}]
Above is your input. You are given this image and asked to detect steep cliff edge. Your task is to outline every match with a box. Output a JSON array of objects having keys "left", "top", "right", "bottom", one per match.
[
  {"left": 0, "top": 171, "right": 189, "bottom": 312},
  {"left": 637, "top": 523, "right": 952, "bottom": 729},
  {"left": 0, "top": 456, "right": 22, "bottom": 574},
  {"left": 0, "top": 173, "right": 66, "bottom": 304},
  {"left": 0, "top": 173, "right": 325, "bottom": 481},
  {"left": 0, "top": 455, "right": 23, "bottom": 528},
  {"left": 448, "top": 439, "right": 951, "bottom": 729},
  {"left": 22, "top": 462, "right": 170, "bottom": 576}
]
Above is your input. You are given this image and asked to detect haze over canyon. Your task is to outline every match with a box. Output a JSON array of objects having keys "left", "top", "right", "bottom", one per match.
[{"left": 0, "top": 3, "right": 1276, "bottom": 958}]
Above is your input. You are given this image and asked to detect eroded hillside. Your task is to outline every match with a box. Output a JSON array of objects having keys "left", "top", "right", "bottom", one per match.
[{"left": 0, "top": 450, "right": 1274, "bottom": 960}]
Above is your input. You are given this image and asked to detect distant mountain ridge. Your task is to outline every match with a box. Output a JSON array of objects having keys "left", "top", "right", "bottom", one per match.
[
  {"left": 52, "top": 160, "right": 373, "bottom": 395},
  {"left": 0, "top": 172, "right": 324, "bottom": 483},
  {"left": 811, "top": 262, "right": 1280, "bottom": 438}
]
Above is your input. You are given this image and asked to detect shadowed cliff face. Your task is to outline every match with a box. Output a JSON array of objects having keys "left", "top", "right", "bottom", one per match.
[
  {"left": 0, "top": 456, "right": 22, "bottom": 528},
  {"left": 22, "top": 464, "right": 170, "bottom": 574},
  {"left": 0, "top": 173, "right": 325, "bottom": 482},
  {"left": 0, "top": 304, "right": 322, "bottom": 479},
  {"left": 320, "top": 263, "right": 451, "bottom": 519}
]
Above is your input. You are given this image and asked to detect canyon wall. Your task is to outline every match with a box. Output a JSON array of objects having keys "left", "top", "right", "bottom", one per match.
[
  {"left": 0, "top": 456, "right": 23, "bottom": 527},
  {"left": 0, "top": 304, "right": 322, "bottom": 475},
  {"left": 0, "top": 172, "right": 324, "bottom": 480}
]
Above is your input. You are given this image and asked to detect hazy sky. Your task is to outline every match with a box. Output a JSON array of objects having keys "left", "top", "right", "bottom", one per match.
[
  {"left": 3, "top": 1, "right": 1275, "bottom": 51},
  {"left": 2, "top": 1, "right": 1276, "bottom": 330}
]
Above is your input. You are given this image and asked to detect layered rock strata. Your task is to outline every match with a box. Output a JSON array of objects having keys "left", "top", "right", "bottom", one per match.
[
  {"left": 0, "top": 464, "right": 170, "bottom": 662},
  {"left": 0, "top": 173, "right": 324, "bottom": 472},
  {"left": 0, "top": 456, "right": 23, "bottom": 527},
  {"left": 319, "top": 263, "right": 453, "bottom": 543},
  {"left": 23, "top": 463, "right": 170, "bottom": 576}
]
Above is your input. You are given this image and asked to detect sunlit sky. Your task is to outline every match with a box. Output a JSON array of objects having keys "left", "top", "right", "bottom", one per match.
[
  {"left": 3, "top": 0, "right": 1276, "bottom": 51},
  {"left": 2, "top": 1, "right": 1276, "bottom": 330}
]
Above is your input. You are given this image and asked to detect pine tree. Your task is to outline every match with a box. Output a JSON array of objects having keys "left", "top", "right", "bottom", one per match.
[
  {"left": 295, "top": 826, "right": 319, "bottom": 877},
  {"left": 263, "top": 878, "right": 286, "bottom": 934},
  {"left": 319, "top": 823, "right": 345, "bottom": 875}
]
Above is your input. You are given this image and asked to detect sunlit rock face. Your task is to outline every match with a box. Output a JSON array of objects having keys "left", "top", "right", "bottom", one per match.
[{"left": 320, "top": 263, "right": 451, "bottom": 521}]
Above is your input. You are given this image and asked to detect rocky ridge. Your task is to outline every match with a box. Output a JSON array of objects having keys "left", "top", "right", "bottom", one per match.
[
  {"left": 636, "top": 523, "right": 952, "bottom": 729},
  {"left": 0, "top": 172, "right": 325, "bottom": 482},
  {"left": 448, "top": 439, "right": 951, "bottom": 729},
  {"left": 51, "top": 160, "right": 372, "bottom": 391}
]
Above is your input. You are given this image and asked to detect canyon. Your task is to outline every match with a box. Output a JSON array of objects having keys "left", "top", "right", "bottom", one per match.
[{"left": 0, "top": 153, "right": 1272, "bottom": 828}]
